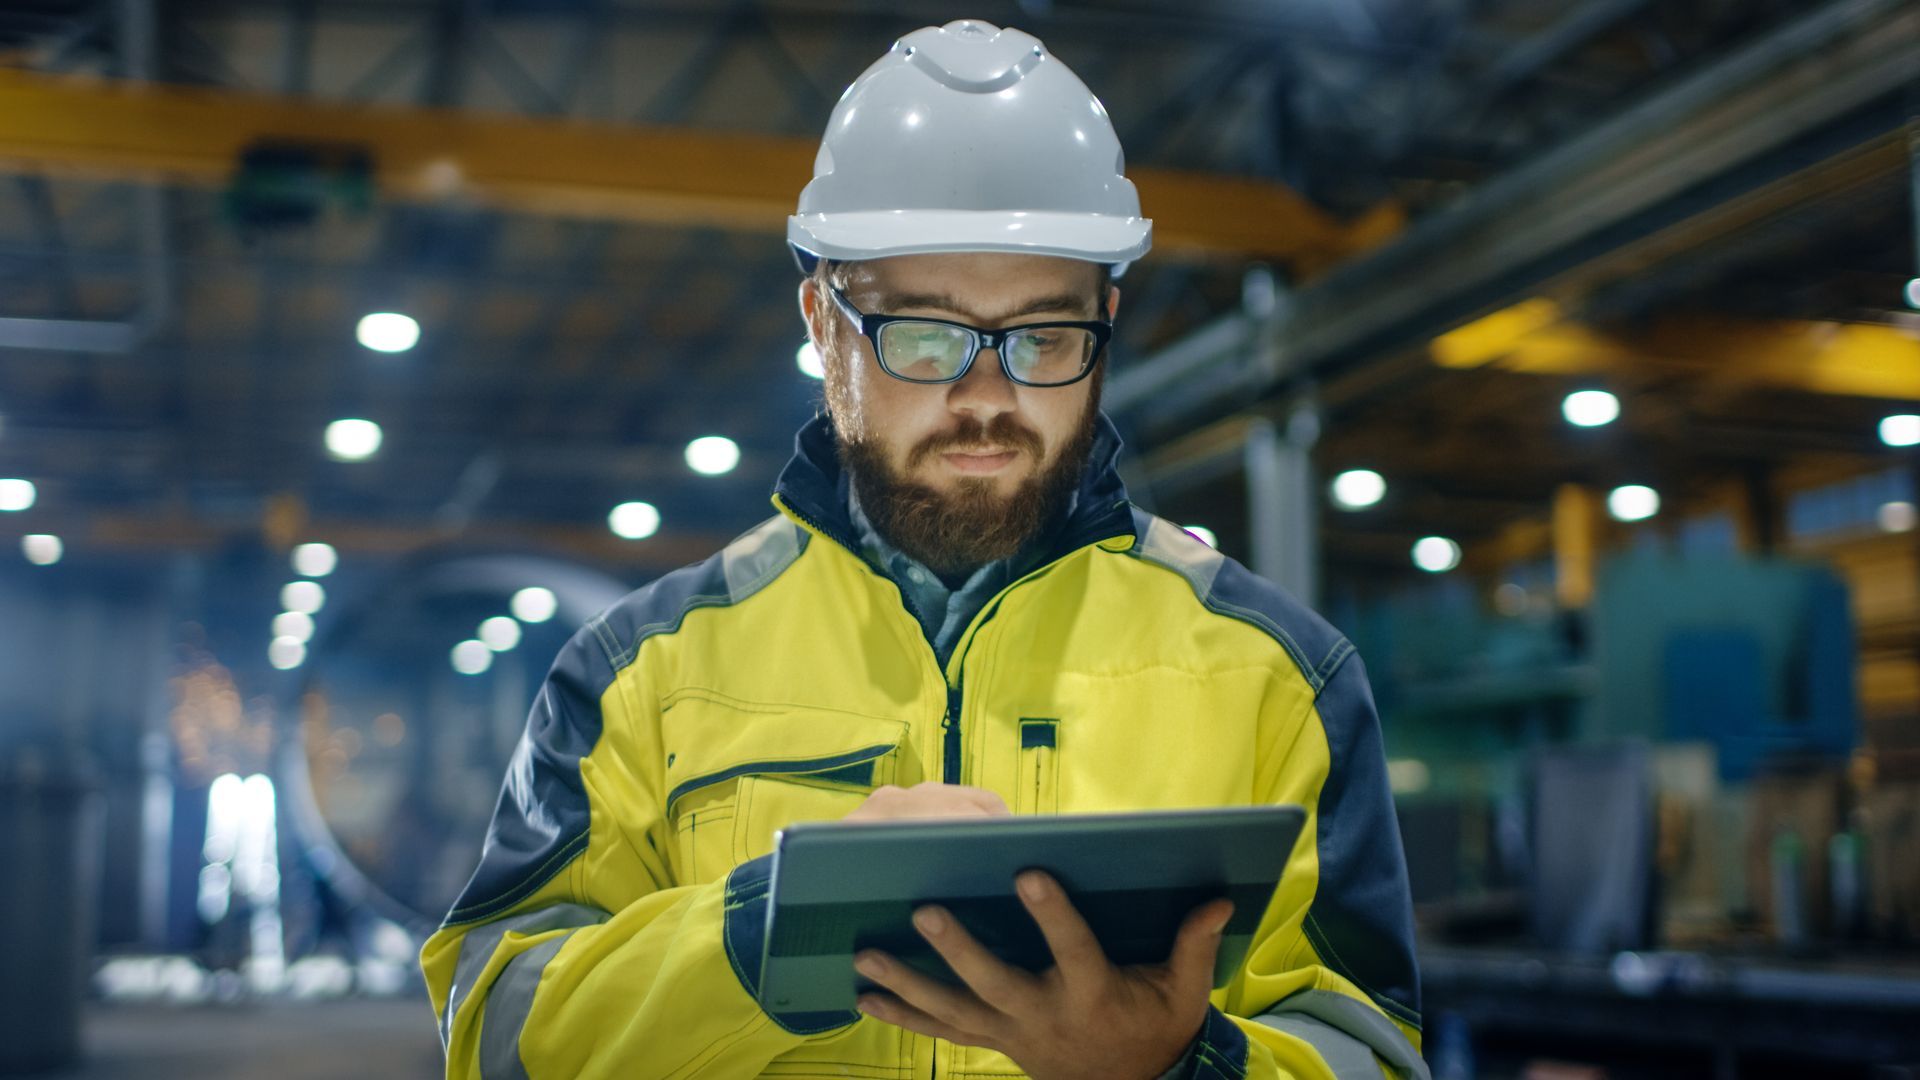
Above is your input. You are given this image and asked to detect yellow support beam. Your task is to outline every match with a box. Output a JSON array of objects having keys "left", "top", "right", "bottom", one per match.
[
  {"left": 0, "top": 70, "right": 1382, "bottom": 266},
  {"left": 1430, "top": 297, "right": 1567, "bottom": 369},
  {"left": 1431, "top": 297, "right": 1639, "bottom": 374},
  {"left": 1551, "top": 483, "right": 1601, "bottom": 610},
  {"left": 1644, "top": 318, "right": 1920, "bottom": 400},
  {"left": 1431, "top": 296, "right": 1920, "bottom": 399}
]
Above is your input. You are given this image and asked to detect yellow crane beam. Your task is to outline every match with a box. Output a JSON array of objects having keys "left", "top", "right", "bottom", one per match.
[
  {"left": 0, "top": 69, "right": 1390, "bottom": 267},
  {"left": 1432, "top": 297, "right": 1920, "bottom": 400}
]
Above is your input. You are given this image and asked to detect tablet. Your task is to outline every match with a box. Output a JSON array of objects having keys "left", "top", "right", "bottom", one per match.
[{"left": 757, "top": 805, "right": 1305, "bottom": 1014}]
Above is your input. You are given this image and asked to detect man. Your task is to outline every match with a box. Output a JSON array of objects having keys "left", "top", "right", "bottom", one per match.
[{"left": 422, "top": 20, "right": 1422, "bottom": 1080}]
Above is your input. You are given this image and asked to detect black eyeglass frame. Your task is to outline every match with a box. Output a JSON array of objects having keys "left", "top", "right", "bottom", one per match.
[{"left": 827, "top": 285, "right": 1113, "bottom": 387}]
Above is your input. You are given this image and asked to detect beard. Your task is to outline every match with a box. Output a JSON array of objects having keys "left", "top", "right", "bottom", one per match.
[{"left": 831, "top": 366, "right": 1104, "bottom": 578}]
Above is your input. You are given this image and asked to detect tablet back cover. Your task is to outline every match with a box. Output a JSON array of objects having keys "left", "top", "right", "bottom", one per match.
[{"left": 759, "top": 806, "right": 1303, "bottom": 1013}]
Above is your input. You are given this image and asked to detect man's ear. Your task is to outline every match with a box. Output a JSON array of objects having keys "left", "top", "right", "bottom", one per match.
[
  {"left": 1106, "top": 283, "right": 1121, "bottom": 321},
  {"left": 798, "top": 277, "right": 824, "bottom": 348}
]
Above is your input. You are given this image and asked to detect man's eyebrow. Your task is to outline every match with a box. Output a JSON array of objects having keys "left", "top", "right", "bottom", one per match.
[{"left": 876, "top": 291, "right": 1096, "bottom": 321}]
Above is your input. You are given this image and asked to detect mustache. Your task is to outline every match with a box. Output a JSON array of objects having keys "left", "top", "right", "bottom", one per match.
[{"left": 906, "top": 417, "right": 1045, "bottom": 468}]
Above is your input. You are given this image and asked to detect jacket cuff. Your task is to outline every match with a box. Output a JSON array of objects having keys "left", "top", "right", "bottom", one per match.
[
  {"left": 722, "top": 854, "right": 861, "bottom": 1036},
  {"left": 1177, "top": 1005, "right": 1250, "bottom": 1080}
]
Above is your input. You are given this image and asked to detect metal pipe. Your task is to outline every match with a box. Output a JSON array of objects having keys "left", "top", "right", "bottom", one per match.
[{"left": 1118, "top": 0, "right": 1920, "bottom": 441}]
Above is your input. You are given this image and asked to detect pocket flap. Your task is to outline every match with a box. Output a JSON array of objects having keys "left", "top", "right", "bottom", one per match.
[{"left": 660, "top": 690, "right": 908, "bottom": 814}]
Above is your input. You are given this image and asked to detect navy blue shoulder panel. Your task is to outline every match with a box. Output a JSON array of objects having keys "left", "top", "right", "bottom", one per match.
[
  {"left": 440, "top": 616, "right": 616, "bottom": 928},
  {"left": 441, "top": 516, "right": 808, "bottom": 928},
  {"left": 1125, "top": 508, "right": 1420, "bottom": 1029}
]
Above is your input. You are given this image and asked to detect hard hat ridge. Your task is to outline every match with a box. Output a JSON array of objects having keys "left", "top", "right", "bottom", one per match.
[{"left": 899, "top": 19, "right": 1042, "bottom": 92}]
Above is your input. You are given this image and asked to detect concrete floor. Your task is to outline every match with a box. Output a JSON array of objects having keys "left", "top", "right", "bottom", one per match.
[{"left": 43, "top": 998, "right": 443, "bottom": 1079}]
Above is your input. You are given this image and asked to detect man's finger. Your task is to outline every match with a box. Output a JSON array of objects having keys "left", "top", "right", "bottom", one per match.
[
  {"left": 912, "top": 905, "right": 1034, "bottom": 1012},
  {"left": 963, "top": 786, "right": 1012, "bottom": 816},
  {"left": 854, "top": 948, "right": 1000, "bottom": 1036},
  {"left": 1015, "top": 871, "right": 1108, "bottom": 984},
  {"left": 857, "top": 992, "right": 997, "bottom": 1050},
  {"left": 1167, "top": 898, "right": 1235, "bottom": 997}
]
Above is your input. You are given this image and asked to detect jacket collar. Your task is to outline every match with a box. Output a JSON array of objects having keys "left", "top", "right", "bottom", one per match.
[{"left": 772, "top": 410, "right": 1138, "bottom": 565}]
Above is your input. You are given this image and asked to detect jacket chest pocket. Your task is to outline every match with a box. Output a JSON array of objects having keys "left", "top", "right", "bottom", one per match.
[{"left": 661, "top": 691, "right": 908, "bottom": 887}]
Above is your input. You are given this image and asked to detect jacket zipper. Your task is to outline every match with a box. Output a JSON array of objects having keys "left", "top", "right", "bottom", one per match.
[{"left": 941, "top": 685, "right": 964, "bottom": 785}]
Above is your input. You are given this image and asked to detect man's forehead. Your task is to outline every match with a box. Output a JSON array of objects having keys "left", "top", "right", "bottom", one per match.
[
  {"left": 841, "top": 253, "right": 1105, "bottom": 318},
  {"left": 848, "top": 253, "right": 1099, "bottom": 291}
]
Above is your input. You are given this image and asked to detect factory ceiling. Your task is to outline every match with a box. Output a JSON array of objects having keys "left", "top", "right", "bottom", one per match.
[{"left": 0, "top": 0, "right": 1913, "bottom": 580}]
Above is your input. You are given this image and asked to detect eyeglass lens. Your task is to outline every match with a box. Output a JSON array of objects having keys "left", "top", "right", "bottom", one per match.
[{"left": 874, "top": 321, "right": 1096, "bottom": 385}]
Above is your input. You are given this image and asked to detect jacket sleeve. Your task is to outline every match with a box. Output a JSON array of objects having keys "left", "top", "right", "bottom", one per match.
[
  {"left": 1196, "top": 647, "right": 1427, "bottom": 1080},
  {"left": 417, "top": 620, "right": 857, "bottom": 1080}
]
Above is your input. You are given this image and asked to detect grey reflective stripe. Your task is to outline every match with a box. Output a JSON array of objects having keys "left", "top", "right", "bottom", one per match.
[
  {"left": 1252, "top": 990, "right": 1429, "bottom": 1080},
  {"left": 1135, "top": 514, "right": 1227, "bottom": 603},
  {"left": 440, "top": 903, "right": 609, "bottom": 1054},
  {"left": 722, "top": 516, "right": 804, "bottom": 604},
  {"left": 479, "top": 932, "right": 571, "bottom": 1080}
]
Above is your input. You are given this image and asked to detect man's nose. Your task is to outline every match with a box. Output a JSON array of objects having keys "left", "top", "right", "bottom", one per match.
[{"left": 947, "top": 345, "right": 1017, "bottom": 417}]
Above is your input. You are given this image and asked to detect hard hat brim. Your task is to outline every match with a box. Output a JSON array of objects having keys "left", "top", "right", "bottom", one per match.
[{"left": 788, "top": 210, "right": 1151, "bottom": 268}]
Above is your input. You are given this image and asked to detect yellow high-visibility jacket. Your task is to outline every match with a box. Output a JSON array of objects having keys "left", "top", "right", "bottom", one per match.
[{"left": 421, "top": 414, "right": 1424, "bottom": 1079}]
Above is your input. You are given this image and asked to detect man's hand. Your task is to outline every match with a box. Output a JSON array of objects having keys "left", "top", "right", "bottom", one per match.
[
  {"left": 844, "top": 781, "right": 1011, "bottom": 823},
  {"left": 852, "top": 869, "right": 1233, "bottom": 1080}
]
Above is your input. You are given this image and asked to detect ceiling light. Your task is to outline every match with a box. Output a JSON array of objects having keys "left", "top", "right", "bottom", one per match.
[
  {"left": 21, "top": 534, "right": 61, "bottom": 566},
  {"left": 0, "top": 478, "right": 35, "bottom": 511},
  {"left": 511, "top": 587, "right": 558, "bottom": 623},
  {"left": 685, "top": 436, "right": 741, "bottom": 476},
  {"left": 796, "top": 341, "right": 825, "bottom": 380},
  {"left": 268, "top": 637, "right": 307, "bottom": 671},
  {"left": 1562, "top": 390, "right": 1620, "bottom": 428},
  {"left": 478, "top": 616, "right": 522, "bottom": 652},
  {"left": 271, "top": 611, "right": 314, "bottom": 644},
  {"left": 609, "top": 501, "right": 661, "bottom": 540},
  {"left": 1412, "top": 536, "right": 1461, "bottom": 573},
  {"left": 280, "top": 581, "right": 326, "bottom": 615},
  {"left": 1880, "top": 414, "right": 1920, "bottom": 448},
  {"left": 325, "top": 419, "right": 383, "bottom": 461},
  {"left": 1330, "top": 470, "right": 1386, "bottom": 511},
  {"left": 1608, "top": 484, "right": 1661, "bottom": 522},
  {"left": 451, "top": 639, "right": 492, "bottom": 676},
  {"left": 356, "top": 312, "right": 420, "bottom": 353},
  {"left": 1182, "top": 524, "right": 1218, "bottom": 549},
  {"left": 291, "top": 542, "right": 337, "bottom": 578}
]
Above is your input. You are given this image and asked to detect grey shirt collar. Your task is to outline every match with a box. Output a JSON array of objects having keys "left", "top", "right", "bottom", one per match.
[{"left": 847, "top": 482, "right": 1078, "bottom": 668}]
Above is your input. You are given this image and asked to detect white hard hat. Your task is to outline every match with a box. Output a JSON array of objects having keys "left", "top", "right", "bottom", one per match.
[{"left": 789, "top": 20, "right": 1151, "bottom": 277}]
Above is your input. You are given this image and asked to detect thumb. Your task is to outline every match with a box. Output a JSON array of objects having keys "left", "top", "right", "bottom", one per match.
[{"left": 1168, "top": 899, "right": 1234, "bottom": 993}]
